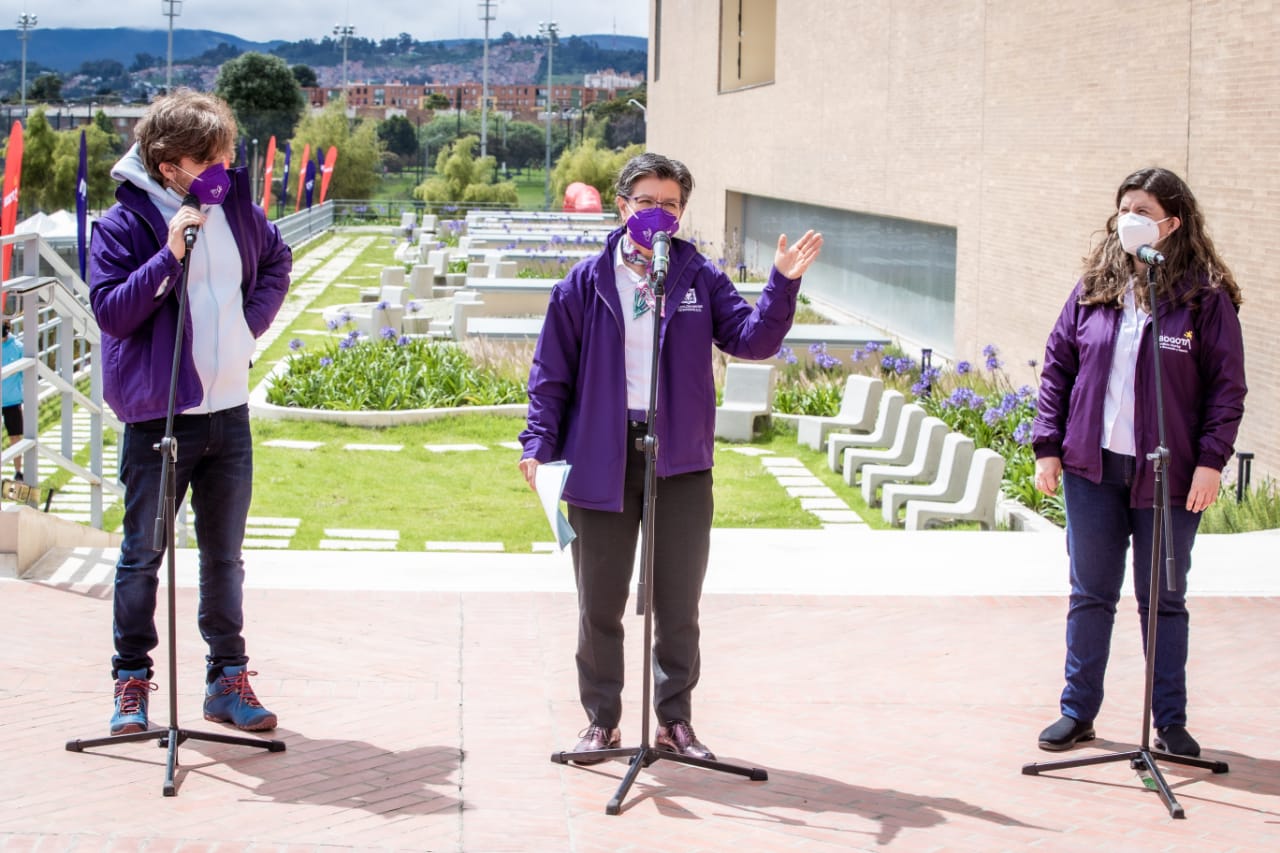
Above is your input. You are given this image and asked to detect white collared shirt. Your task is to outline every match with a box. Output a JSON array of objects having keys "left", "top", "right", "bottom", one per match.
[
  {"left": 1101, "top": 284, "right": 1148, "bottom": 456},
  {"left": 614, "top": 241, "right": 655, "bottom": 412}
]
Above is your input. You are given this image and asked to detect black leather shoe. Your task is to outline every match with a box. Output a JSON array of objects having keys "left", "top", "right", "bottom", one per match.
[
  {"left": 1154, "top": 725, "right": 1201, "bottom": 757},
  {"left": 656, "top": 720, "right": 715, "bottom": 760},
  {"left": 1038, "top": 715, "right": 1096, "bottom": 751},
  {"left": 569, "top": 725, "right": 620, "bottom": 765}
]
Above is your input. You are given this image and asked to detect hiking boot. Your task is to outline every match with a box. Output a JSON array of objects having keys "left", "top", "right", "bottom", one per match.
[
  {"left": 1154, "top": 725, "right": 1201, "bottom": 757},
  {"left": 656, "top": 720, "right": 716, "bottom": 760},
  {"left": 203, "top": 665, "right": 278, "bottom": 731},
  {"left": 110, "top": 669, "right": 154, "bottom": 735},
  {"left": 569, "top": 724, "right": 621, "bottom": 765},
  {"left": 1038, "top": 715, "right": 1096, "bottom": 751}
]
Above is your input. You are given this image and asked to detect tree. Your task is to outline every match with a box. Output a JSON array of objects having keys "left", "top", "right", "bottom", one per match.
[
  {"left": 94, "top": 109, "right": 123, "bottom": 156},
  {"left": 501, "top": 121, "right": 550, "bottom": 170},
  {"left": 27, "top": 73, "right": 62, "bottom": 103},
  {"left": 551, "top": 138, "right": 644, "bottom": 202},
  {"left": 377, "top": 115, "right": 419, "bottom": 171},
  {"left": 15, "top": 108, "right": 118, "bottom": 212},
  {"left": 425, "top": 92, "right": 452, "bottom": 110},
  {"left": 214, "top": 52, "right": 305, "bottom": 150},
  {"left": 414, "top": 136, "right": 517, "bottom": 206},
  {"left": 290, "top": 97, "right": 383, "bottom": 199},
  {"left": 291, "top": 64, "right": 318, "bottom": 88}
]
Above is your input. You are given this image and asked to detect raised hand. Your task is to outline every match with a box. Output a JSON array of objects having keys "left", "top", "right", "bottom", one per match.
[{"left": 774, "top": 229, "right": 824, "bottom": 280}]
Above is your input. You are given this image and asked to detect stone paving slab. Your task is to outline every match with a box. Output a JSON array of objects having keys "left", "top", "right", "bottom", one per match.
[{"left": 1, "top": 569, "right": 1277, "bottom": 852}]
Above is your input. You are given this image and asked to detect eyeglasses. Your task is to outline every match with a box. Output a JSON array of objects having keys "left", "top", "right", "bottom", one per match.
[{"left": 622, "top": 195, "right": 682, "bottom": 216}]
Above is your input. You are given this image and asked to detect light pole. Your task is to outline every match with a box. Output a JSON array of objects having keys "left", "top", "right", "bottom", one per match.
[
  {"left": 161, "top": 1, "right": 181, "bottom": 93},
  {"left": 333, "top": 24, "right": 356, "bottom": 95},
  {"left": 251, "top": 138, "right": 259, "bottom": 197},
  {"left": 478, "top": 0, "right": 496, "bottom": 159},
  {"left": 16, "top": 12, "right": 37, "bottom": 120},
  {"left": 538, "top": 20, "right": 558, "bottom": 210}
]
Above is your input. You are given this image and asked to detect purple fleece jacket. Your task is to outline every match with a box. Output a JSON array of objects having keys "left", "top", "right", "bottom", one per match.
[
  {"left": 520, "top": 228, "right": 800, "bottom": 512},
  {"left": 1032, "top": 276, "right": 1246, "bottom": 508}
]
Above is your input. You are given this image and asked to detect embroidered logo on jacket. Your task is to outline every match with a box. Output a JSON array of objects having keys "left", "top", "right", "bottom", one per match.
[
  {"left": 677, "top": 288, "right": 702, "bottom": 313},
  {"left": 1158, "top": 329, "right": 1193, "bottom": 355}
]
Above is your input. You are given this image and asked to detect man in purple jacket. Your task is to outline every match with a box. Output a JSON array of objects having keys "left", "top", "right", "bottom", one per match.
[
  {"left": 89, "top": 90, "right": 291, "bottom": 736},
  {"left": 519, "top": 153, "right": 823, "bottom": 761}
]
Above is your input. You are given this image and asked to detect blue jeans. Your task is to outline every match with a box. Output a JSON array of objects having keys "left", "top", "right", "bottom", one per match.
[
  {"left": 112, "top": 405, "right": 254, "bottom": 682},
  {"left": 1060, "top": 449, "right": 1201, "bottom": 728}
]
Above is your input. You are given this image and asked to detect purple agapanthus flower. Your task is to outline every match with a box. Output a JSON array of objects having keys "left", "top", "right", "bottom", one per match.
[
  {"left": 376, "top": 300, "right": 390, "bottom": 311},
  {"left": 851, "top": 349, "right": 865, "bottom": 362},
  {"left": 406, "top": 301, "right": 420, "bottom": 313},
  {"left": 816, "top": 352, "right": 841, "bottom": 370},
  {"left": 379, "top": 326, "right": 397, "bottom": 340},
  {"left": 775, "top": 345, "right": 798, "bottom": 365},
  {"left": 339, "top": 310, "right": 353, "bottom": 324},
  {"left": 347, "top": 328, "right": 360, "bottom": 339},
  {"left": 1014, "top": 421, "right": 1033, "bottom": 445},
  {"left": 397, "top": 335, "right": 412, "bottom": 346},
  {"left": 338, "top": 337, "right": 356, "bottom": 350},
  {"left": 319, "top": 357, "right": 333, "bottom": 367},
  {"left": 809, "top": 342, "right": 827, "bottom": 355},
  {"left": 881, "top": 355, "right": 896, "bottom": 371},
  {"left": 864, "top": 341, "right": 883, "bottom": 353},
  {"left": 956, "top": 360, "right": 972, "bottom": 376},
  {"left": 289, "top": 338, "right": 304, "bottom": 351},
  {"left": 326, "top": 318, "right": 340, "bottom": 331}
]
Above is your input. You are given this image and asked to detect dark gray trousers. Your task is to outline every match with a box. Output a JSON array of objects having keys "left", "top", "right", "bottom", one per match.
[{"left": 567, "top": 428, "right": 713, "bottom": 729}]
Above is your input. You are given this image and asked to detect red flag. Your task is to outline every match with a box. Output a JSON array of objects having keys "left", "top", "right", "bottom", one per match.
[
  {"left": 2, "top": 121, "right": 25, "bottom": 288},
  {"left": 318, "top": 146, "right": 338, "bottom": 204},
  {"left": 261, "top": 136, "right": 277, "bottom": 215},
  {"left": 294, "top": 143, "right": 311, "bottom": 213}
]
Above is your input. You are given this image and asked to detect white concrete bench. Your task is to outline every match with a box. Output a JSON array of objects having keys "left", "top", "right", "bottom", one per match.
[
  {"left": 882, "top": 433, "right": 976, "bottom": 525},
  {"left": 905, "top": 448, "right": 1006, "bottom": 531},
  {"left": 797, "top": 374, "right": 884, "bottom": 450},
  {"left": 861, "top": 416, "right": 949, "bottom": 507},
  {"left": 714, "top": 363, "right": 777, "bottom": 442},
  {"left": 841, "top": 404, "right": 926, "bottom": 486},
  {"left": 464, "top": 316, "right": 545, "bottom": 341},
  {"left": 826, "top": 390, "right": 905, "bottom": 472}
]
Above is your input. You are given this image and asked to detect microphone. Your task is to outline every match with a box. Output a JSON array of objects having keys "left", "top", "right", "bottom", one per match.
[
  {"left": 182, "top": 193, "right": 201, "bottom": 249},
  {"left": 651, "top": 231, "right": 671, "bottom": 285},
  {"left": 1136, "top": 244, "right": 1164, "bottom": 265}
]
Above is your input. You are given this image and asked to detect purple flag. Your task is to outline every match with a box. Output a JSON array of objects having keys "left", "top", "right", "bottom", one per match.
[
  {"left": 76, "top": 130, "right": 88, "bottom": 280},
  {"left": 280, "top": 142, "right": 292, "bottom": 212},
  {"left": 303, "top": 160, "right": 316, "bottom": 209},
  {"left": 238, "top": 139, "right": 249, "bottom": 170}
]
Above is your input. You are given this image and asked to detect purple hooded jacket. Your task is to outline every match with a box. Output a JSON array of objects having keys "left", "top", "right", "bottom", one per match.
[
  {"left": 520, "top": 228, "right": 800, "bottom": 512},
  {"left": 1032, "top": 277, "right": 1246, "bottom": 508},
  {"left": 88, "top": 167, "right": 292, "bottom": 424}
]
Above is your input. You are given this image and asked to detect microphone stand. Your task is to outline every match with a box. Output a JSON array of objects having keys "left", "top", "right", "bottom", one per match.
[
  {"left": 1022, "top": 259, "right": 1227, "bottom": 818},
  {"left": 550, "top": 240, "right": 768, "bottom": 815},
  {"left": 65, "top": 225, "right": 285, "bottom": 796}
]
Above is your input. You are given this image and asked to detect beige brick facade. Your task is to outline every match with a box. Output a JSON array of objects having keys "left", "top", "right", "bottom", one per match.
[{"left": 648, "top": 0, "right": 1279, "bottom": 482}]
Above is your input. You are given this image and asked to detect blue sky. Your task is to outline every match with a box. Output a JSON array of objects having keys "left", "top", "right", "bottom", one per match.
[{"left": 18, "top": 1, "right": 647, "bottom": 43}]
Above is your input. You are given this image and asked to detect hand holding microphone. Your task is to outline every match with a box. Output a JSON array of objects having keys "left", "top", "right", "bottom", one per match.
[{"left": 167, "top": 194, "right": 205, "bottom": 260}]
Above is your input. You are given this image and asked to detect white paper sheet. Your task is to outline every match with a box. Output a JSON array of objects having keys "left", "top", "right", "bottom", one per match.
[{"left": 534, "top": 461, "right": 576, "bottom": 551}]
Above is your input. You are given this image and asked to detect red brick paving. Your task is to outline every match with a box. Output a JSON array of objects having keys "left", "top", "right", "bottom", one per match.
[{"left": 2, "top": 578, "right": 1278, "bottom": 852}]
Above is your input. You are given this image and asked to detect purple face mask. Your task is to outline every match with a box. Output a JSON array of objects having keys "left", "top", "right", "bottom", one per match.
[
  {"left": 179, "top": 162, "right": 231, "bottom": 206},
  {"left": 625, "top": 206, "right": 680, "bottom": 250}
]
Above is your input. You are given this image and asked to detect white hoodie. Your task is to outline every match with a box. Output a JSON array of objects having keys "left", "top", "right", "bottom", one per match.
[{"left": 111, "top": 145, "right": 255, "bottom": 414}]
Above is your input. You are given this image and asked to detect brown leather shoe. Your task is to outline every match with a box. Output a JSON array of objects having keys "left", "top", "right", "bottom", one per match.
[
  {"left": 656, "top": 720, "right": 715, "bottom": 760},
  {"left": 570, "top": 724, "right": 621, "bottom": 765}
]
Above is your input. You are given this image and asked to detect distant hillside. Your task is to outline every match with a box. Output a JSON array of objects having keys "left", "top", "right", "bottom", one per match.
[
  {"left": 0, "top": 28, "right": 643, "bottom": 75},
  {"left": 0, "top": 28, "right": 283, "bottom": 73}
]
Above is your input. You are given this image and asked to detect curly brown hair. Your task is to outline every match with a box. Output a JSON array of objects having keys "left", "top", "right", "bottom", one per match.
[
  {"left": 1080, "top": 167, "right": 1241, "bottom": 312},
  {"left": 134, "top": 88, "right": 238, "bottom": 184}
]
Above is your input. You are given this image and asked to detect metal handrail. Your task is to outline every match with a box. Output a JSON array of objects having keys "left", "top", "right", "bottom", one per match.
[{"left": 1, "top": 231, "right": 118, "bottom": 528}]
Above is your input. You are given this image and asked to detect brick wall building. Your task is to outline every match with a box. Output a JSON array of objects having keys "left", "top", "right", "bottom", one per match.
[{"left": 647, "top": 0, "right": 1279, "bottom": 482}]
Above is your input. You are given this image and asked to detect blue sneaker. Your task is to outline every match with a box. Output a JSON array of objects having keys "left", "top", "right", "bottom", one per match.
[
  {"left": 110, "top": 669, "right": 154, "bottom": 735},
  {"left": 203, "top": 665, "right": 278, "bottom": 731}
]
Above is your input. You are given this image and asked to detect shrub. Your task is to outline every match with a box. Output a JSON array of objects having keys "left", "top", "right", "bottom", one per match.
[{"left": 266, "top": 335, "right": 527, "bottom": 410}]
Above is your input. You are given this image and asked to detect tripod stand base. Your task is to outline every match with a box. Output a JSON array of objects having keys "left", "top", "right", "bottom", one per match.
[
  {"left": 1023, "top": 747, "right": 1227, "bottom": 819},
  {"left": 67, "top": 725, "right": 286, "bottom": 797},
  {"left": 552, "top": 745, "right": 767, "bottom": 815}
]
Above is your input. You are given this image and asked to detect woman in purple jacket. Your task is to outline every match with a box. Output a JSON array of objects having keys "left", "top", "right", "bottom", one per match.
[
  {"left": 519, "top": 153, "right": 822, "bottom": 762},
  {"left": 1032, "top": 167, "right": 1245, "bottom": 757},
  {"left": 89, "top": 90, "right": 291, "bottom": 737}
]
